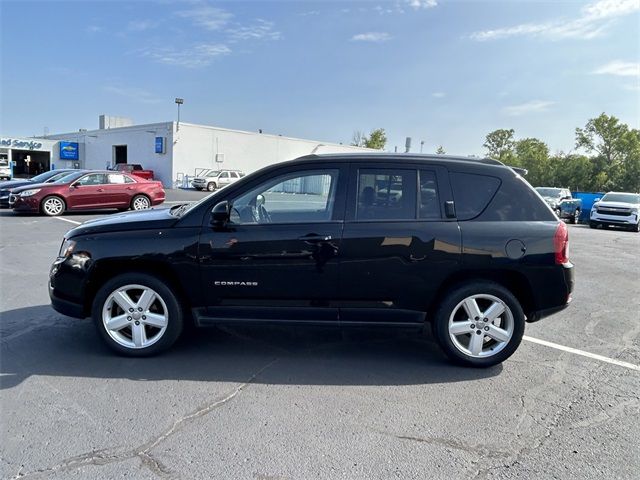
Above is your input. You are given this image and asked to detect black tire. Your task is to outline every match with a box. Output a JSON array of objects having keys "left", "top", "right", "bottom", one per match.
[
  {"left": 589, "top": 221, "right": 598, "bottom": 229},
  {"left": 194, "top": 187, "right": 203, "bottom": 191},
  {"left": 207, "top": 182, "right": 217, "bottom": 192},
  {"left": 41, "top": 195, "right": 66, "bottom": 216},
  {"left": 92, "top": 272, "right": 184, "bottom": 356},
  {"left": 431, "top": 281, "right": 525, "bottom": 368},
  {"left": 131, "top": 194, "right": 151, "bottom": 210}
]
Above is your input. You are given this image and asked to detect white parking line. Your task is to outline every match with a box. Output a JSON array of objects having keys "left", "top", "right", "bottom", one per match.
[
  {"left": 523, "top": 335, "right": 640, "bottom": 372},
  {"left": 53, "top": 217, "right": 81, "bottom": 225}
]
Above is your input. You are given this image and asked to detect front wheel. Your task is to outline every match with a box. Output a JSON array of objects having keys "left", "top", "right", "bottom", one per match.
[
  {"left": 207, "top": 182, "right": 217, "bottom": 192},
  {"left": 92, "top": 273, "right": 184, "bottom": 356},
  {"left": 41, "top": 196, "right": 66, "bottom": 216},
  {"left": 571, "top": 209, "right": 580, "bottom": 224},
  {"left": 432, "top": 282, "right": 525, "bottom": 367}
]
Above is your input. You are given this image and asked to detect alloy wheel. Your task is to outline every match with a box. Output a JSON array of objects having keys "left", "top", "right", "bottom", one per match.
[
  {"left": 43, "top": 197, "right": 64, "bottom": 216},
  {"left": 102, "top": 284, "right": 168, "bottom": 349},
  {"left": 132, "top": 196, "right": 150, "bottom": 210},
  {"left": 448, "top": 294, "right": 514, "bottom": 358}
]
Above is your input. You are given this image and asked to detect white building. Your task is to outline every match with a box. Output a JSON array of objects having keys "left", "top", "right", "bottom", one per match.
[{"left": 25, "top": 117, "right": 372, "bottom": 187}]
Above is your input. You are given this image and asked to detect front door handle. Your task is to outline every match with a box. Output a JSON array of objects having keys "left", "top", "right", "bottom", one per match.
[
  {"left": 97, "top": 188, "right": 105, "bottom": 192},
  {"left": 299, "top": 234, "right": 332, "bottom": 243}
]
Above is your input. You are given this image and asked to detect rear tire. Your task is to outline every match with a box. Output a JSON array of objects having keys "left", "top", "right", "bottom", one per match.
[
  {"left": 207, "top": 182, "right": 217, "bottom": 192},
  {"left": 131, "top": 194, "right": 151, "bottom": 210},
  {"left": 432, "top": 281, "right": 525, "bottom": 368},
  {"left": 92, "top": 273, "right": 184, "bottom": 356},
  {"left": 41, "top": 196, "right": 66, "bottom": 216}
]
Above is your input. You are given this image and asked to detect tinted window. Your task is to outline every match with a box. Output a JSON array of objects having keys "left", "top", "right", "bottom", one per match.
[
  {"left": 450, "top": 172, "right": 501, "bottom": 220},
  {"left": 357, "top": 169, "right": 416, "bottom": 221},
  {"left": 231, "top": 169, "right": 339, "bottom": 224},
  {"left": 480, "top": 176, "right": 556, "bottom": 221},
  {"left": 230, "top": 172, "right": 239, "bottom": 178},
  {"left": 601, "top": 193, "right": 640, "bottom": 203},
  {"left": 76, "top": 173, "right": 107, "bottom": 186},
  {"left": 419, "top": 170, "right": 440, "bottom": 219}
]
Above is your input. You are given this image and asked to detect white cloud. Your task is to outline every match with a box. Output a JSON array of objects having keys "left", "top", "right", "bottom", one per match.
[
  {"left": 351, "top": 32, "right": 392, "bottom": 42},
  {"left": 502, "top": 100, "right": 555, "bottom": 116},
  {"left": 593, "top": 60, "right": 640, "bottom": 77},
  {"left": 142, "top": 43, "right": 231, "bottom": 68},
  {"left": 227, "top": 20, "right": 281, "bottom": 41},
  {"left": 85, "top": 25, "right": 103, "bottom": 33},
  {"left": 470, "top": 0, "right": 639, "bottom": 41},
  {"left": 104, "top": 85, "right": 162, "bottom": 104},
  {"left": 432, "top": 92, "right": 446, "bottom": 98},
  {"left": 408, "top": 0, "right": 437, "bottom": 9},
  {"left": 127, "top": 20, "right": 160, "bottom": 32},
  {"left": 177, "top": 5, "right": 232, "bottom": 31}
]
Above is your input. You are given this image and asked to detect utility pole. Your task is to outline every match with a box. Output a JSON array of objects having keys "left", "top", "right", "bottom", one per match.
[{"left": 175, "top": 98, "right": 184, "bottom": 131}]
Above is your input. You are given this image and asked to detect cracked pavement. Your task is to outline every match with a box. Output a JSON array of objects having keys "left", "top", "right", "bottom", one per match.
[{"left": 1, "top": 204, "right": 639, "bottom": 479}]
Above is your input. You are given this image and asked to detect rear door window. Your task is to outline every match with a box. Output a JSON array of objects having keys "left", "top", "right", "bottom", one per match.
[
  {"left": 356, "top": 169, "right": 417, "bottom": 221},
  {"left": 450, "top": 172, "right": 501, "bottom": 220},
  {"left": 419, "top": 170, "right": 441, "bottom": 219}
]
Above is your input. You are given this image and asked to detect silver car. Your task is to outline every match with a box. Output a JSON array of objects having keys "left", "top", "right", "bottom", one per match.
[{"left": 191, "top": 169, "right": 245, "bottom": 191}]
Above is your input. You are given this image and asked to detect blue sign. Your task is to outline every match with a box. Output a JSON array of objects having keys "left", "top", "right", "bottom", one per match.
[
  {"left": 59, "top": 141, "right": 79, "bottom": 160},
  {"left": 155, "top": 137, "right": 165, "bottom": 154}
]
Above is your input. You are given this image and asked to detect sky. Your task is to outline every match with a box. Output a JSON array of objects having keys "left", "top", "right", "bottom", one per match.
[{"left": 1, "top": 0, "right": 639, "bottom": 156}]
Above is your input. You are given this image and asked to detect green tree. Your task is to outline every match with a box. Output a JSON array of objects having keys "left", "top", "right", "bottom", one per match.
[
  {"left": 364, "top": 128, "right": 387, "bottom": 150},
  {"left": 484, "top": 129, "right": 516, "bottom": 163},
  {"left": 514, "top": 138, "right": 550, "bottom": 186},
  {"left": 548, "top": 154, "right": 594, "bottom": 191},
  {"left": 436, "top": 145, "right": 446, "bottom": 154},
  {"left": 575, "top": 113, "right": 629, "bottom": 165}
]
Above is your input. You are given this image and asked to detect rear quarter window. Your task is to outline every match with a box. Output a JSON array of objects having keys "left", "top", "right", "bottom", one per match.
[
  {"left": 450, "top": 172, "right": 501, "bottom": 220},
  {"left": 479, "top": 175, "right": 556, "bottom": 221}
]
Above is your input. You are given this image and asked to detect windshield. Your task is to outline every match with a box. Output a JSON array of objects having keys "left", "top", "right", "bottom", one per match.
[
  {"left": 29, "top": 170, "right": 67, "bottom": 183},
  {"left": 536, "top": 188, "right": 562, "bottom": 197},
  {"left": 53, "top": 171, "right": 85, "bottom": 184},
  {"left": 199, "top": 170, "right": 219, "bottom": 178},
  {"left": 601, "top": 193, "right": 640, "bottom": 204}
]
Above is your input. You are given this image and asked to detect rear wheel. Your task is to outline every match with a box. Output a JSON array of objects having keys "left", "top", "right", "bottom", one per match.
[
  {"left": 432, "top": 282, "right": 525, "bottom": 367},
  {"left": 207, "top": 182, "right": 217, "bottom": 192},
  {"left": 41, "top": 196, "right": 66, "bottom": 216},
  {"left": 131, "top": 195, "right": 151, "bottom": 211},
  {"left": 92, "top": 273, "right": 183, "bottom": 356}
]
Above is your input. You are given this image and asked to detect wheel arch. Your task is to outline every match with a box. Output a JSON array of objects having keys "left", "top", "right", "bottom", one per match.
[
  {"left": 426, "top": 269, "right": 536, "bottom": 322},
  {"left": 84, "top": 259, "right": 193, "bottom": 323}
]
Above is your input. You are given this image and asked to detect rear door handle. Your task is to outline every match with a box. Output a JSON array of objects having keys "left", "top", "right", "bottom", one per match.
[
  {"left": 299, "top": 234, "right": 332, "bottom": 243},
  {"left": 97, "top": 188, "right": 105, "bottom": 192}
]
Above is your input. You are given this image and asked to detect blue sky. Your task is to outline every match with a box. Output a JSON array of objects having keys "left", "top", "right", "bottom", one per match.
[{"left": 1, "top": 0, "right": 638, "bottom": 155}]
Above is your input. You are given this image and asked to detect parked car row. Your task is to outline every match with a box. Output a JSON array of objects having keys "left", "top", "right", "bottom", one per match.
[
  {"left": 535, "top": 187, "right": 582, "bottom": 224},
  {"left": 1, "top": 169, "right": 165, "bottom": 216}
]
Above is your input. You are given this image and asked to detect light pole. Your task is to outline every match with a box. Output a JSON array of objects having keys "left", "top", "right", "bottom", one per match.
[
  {"left": 420, "top": 140, "right": 425, "bottom": 153},
  {"left": 175, "top": 98, "right": 184, "bottom": 131}
]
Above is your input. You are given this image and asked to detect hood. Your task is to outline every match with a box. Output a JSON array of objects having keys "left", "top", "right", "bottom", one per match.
[
  {"left": 0, "top": 179, "right": 35, "bottom": 191},
  {"left": 66, "top": 207, "right": 179, "bottom": 237},
  {"left": 9, "top": 182, "right": 59, "bottom": 193},
  {"left": 594, "top": 201, "right": 639, "bottom": 209},
  {"left": 542, "top": 196, "right": 560, "bottom": 205}
]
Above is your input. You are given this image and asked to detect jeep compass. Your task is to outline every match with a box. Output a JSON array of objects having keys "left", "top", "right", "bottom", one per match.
[{"left": 49, "top": 154, "right": 574, "bottom": 367}]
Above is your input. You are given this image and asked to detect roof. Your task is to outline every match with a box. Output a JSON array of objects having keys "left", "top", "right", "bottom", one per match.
[{"left": 295, "top": 153, "right": 506, "bottom": 168}]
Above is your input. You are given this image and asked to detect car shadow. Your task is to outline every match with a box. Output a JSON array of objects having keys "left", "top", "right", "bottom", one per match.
[{"left": 0, "top": 305, "right": 502, "bottom": 390}]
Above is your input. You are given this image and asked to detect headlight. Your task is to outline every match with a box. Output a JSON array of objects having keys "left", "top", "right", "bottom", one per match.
[
  {"left": 20, "top": 188, "right": 41, "bottom": 197},
  {"left": 58, "top": 239, "right": 76, "bottom": 258}
]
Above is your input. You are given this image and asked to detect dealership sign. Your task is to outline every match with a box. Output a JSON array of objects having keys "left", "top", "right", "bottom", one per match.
[
  {"left": 59, "top": 141, "right": 79, "bottom": 160},
  {"left": 155, "top": 136, "right": 165, "bottom": 154},
  {"left": 0, "top": 138, "right": 44, "bottom": 150}
]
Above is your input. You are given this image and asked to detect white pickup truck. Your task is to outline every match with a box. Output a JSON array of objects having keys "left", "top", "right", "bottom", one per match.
[{"left": 590, "top": 192, "right": 640, "bottom": 232}]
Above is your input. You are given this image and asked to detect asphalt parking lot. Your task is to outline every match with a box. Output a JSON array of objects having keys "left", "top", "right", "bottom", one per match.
[{"left": 1, "top": 194, "right": 639, "bottom": 480}]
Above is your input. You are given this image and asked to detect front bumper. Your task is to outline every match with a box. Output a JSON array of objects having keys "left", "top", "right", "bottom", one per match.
[
  {"left": 9, "top": 194, "right": 40, "bottom": 212},
  {"left": 49, "top": 281, "right": 86, "bottom": 318},
  {"left": 590, "top": 210, "right": 638, "bottom": 227}
]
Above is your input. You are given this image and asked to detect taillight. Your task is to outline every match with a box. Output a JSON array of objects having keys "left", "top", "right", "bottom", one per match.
[{"left": 554, "top": 221, "right": 569, "bottom": 264}]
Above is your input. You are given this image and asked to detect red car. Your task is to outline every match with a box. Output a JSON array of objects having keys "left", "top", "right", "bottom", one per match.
[
  {"left": 112, "top": 163, "right": 155, "bottom": 180},
  {"left": 9, "top": 170, "right": 165, "bottom": 216}
]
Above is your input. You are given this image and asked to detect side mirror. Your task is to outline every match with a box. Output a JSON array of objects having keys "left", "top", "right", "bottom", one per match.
[
  {"left": 210, "top": 201, "right": 230, "bottom": 225},
  {"left": 255, "top": 194, "right": 265, "bottom": 207},
  {"left": 70, "top": 182, "right": 80, "bottom": 189},
  {"left": 594, "top": 197, "right": 601, "bottom": 203}
]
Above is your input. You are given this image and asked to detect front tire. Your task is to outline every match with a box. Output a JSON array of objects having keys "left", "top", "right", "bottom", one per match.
[
  {"left": 432, "top": 281, "right": 525, "bottom": 367},
  {"left": 92, "top": 273, "right": 183, "bottom": 356},
  {"left": 571, "top": 209, "right": 580, "bottom": 224},
  {"left": 41, "top": 196, "right": 66, "bottom": 216},
  {"left": 207, "top": 182, "right": 217, "bottom": 192}
]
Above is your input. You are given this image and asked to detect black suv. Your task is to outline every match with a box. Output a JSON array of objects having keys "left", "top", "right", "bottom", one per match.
[{"left": 49, "top": 154, "right": 574, "bottom": 367}]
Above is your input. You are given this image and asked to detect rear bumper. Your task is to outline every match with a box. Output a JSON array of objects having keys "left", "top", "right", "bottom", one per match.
[{"left": 527, "top": 262, "right": 574, "bottom": 323}]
